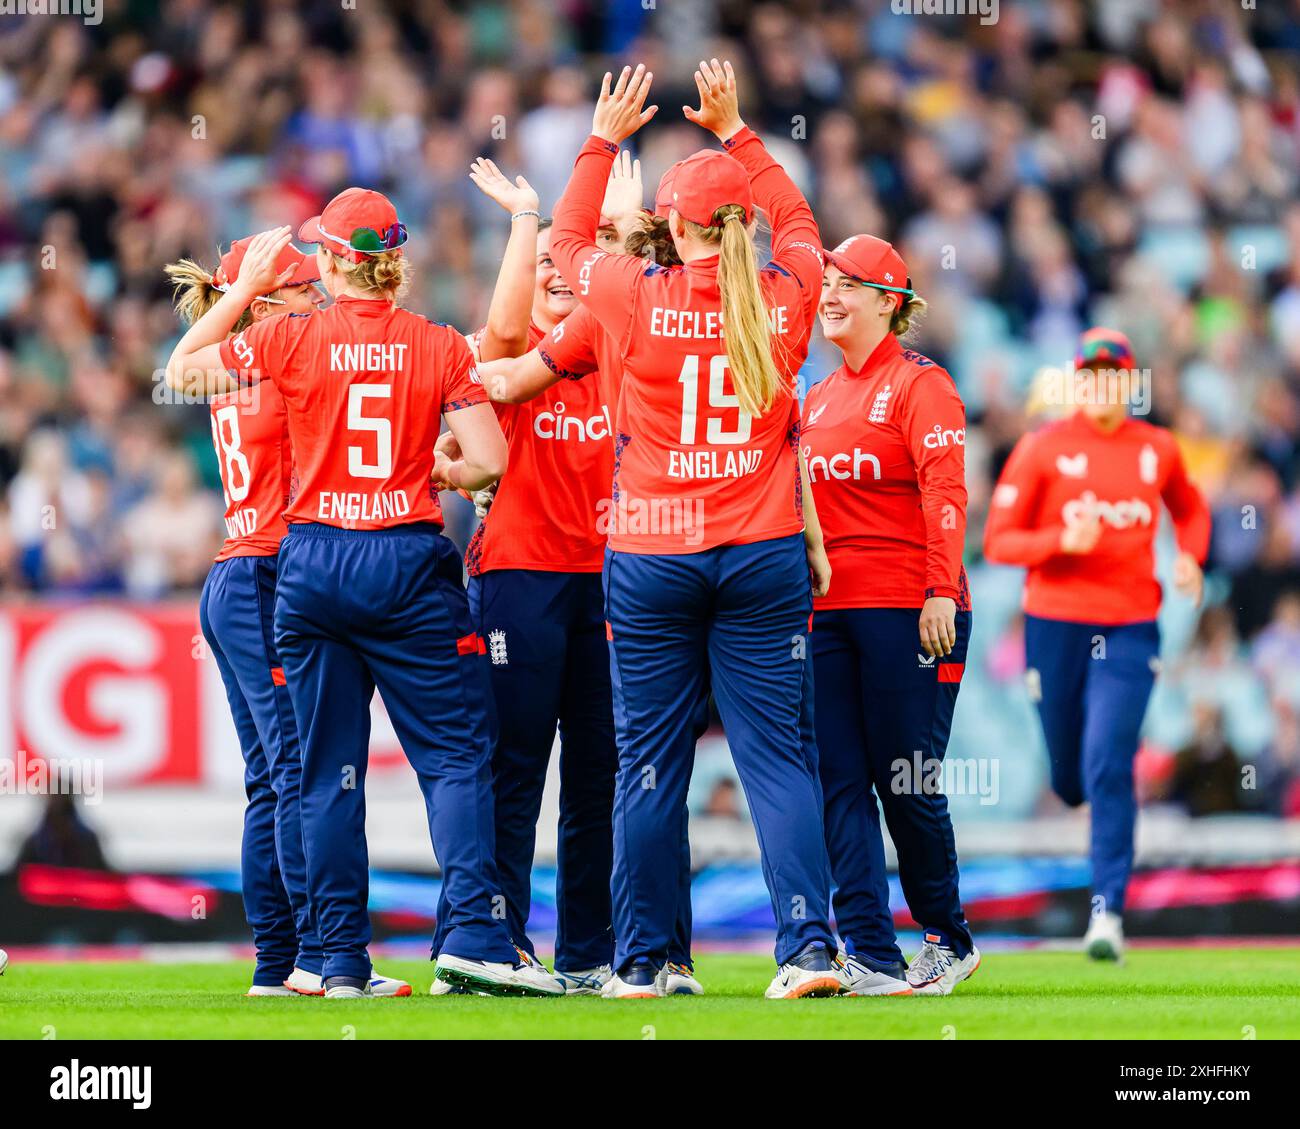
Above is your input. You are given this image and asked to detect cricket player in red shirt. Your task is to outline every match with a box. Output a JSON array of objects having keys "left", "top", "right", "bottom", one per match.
[
  {"left": 473, "top": 166, "right": 711, "bottom": 997},
  {"left": 984, "top": 328, "right": 1210, "bottom": 961},
  {"left": 548, "top": 61, "right": 840, "bottom": 998},
  {"left": 429, "top": 156, "right": 660, "bottom": 996},
  {"left": 802, "top": 233, "right": 979, "bottom": 997},
  {"left": 164, "top": 198, "right": 561, "bottom": 999}
]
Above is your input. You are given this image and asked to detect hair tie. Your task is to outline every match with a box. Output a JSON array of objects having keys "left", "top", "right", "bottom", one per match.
[{"left": 723, "top": 211, "right": 743, "bottom": 223}]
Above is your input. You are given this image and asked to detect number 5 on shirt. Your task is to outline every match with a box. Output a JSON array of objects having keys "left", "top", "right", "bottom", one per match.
[
  {"left": 347, "top": 384, "right": 393, "bottom": 479},
  {"left": 677, "top": 354, "right": 752, "bottom": 445}
]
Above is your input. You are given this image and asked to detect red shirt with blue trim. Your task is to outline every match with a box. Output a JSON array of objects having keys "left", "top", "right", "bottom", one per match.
[
  {"left": 801, "top": 332, "right": 971, "bottom": 610},
  {"left": 983, "top": 411, "right": 1211, "bottom": 624},
  {"left": 218, "top": 296, "right": 485, "bottom": 530},
  {"left": 209, "top": 379, "right": 292, "bottom": 561}
]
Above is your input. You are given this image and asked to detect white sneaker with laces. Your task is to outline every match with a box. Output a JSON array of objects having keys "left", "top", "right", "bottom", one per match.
[
  {"left": 656, "top": 962, "right": 705, "bottom": 996},
  {"left": 285, "top": 967, "right": 412, "bottom": 997},
  {"left": 906, "top": 935, "right": 980, "bottom": 996},
  {"left": 433, "top": 951, "right": 564, "bottom": 997},
  {"left": 764, "top": 945, "right": 844, "bottom": 999},
  {"left": 556, "top": 964, "right": 614, "bottom": 995},
  {"left": 836, "top": 952, "right": 912, "bottom": 997},
  {"left": 1083, "top": 911, "right": 1124, "bottom": 962}
]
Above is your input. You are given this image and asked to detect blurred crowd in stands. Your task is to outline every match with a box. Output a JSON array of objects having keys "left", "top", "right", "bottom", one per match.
[{"left": 1, "top": 0, "right": 1299, "bottom": 820}]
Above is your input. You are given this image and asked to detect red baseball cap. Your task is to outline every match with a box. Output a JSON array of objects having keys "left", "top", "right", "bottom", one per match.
[
  {"left": 667, "top": 150, "right": 753, "bottom": 227},
  {"left": 823, "top": 234, "right": 912, "bottom": 299},
  {"left": 654, "top": 162, "right": 681, "bottom": 219},
  {"left": 298, "top": 187, "right": 408, "bottom": 264},
  {"left": 1075, "top": 327, "right": 1135, "bottom": 370},
  {"left": 212, "top": 236, "right": 320, "bottom": 292}
]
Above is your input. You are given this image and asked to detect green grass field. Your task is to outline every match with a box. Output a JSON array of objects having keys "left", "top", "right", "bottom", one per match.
[{"left": 2, "top": 949, "right": 1297, "bottom": 1040}]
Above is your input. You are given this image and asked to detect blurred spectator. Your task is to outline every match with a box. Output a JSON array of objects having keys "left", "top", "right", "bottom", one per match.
[{"left": 1168, "top": 702, "right": 1245, "bottom": 817}]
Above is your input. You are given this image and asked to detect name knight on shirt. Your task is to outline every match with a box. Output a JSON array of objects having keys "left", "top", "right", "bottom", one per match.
[{"left": 330, "top": 343, "right": 408, "bottom": 371}]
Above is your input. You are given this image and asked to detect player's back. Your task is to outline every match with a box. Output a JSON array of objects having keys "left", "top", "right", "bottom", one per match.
[
  {"left": 611, "top": 260, "right": 808, "bottom": 554},
  {"left": 226, "top": 295, "right": 483, "bottom": 530}
]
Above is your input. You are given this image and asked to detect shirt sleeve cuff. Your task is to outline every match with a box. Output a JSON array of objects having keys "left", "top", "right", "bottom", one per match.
[{"left": 925, "top": 584, "right": 962, "bottom": 602}]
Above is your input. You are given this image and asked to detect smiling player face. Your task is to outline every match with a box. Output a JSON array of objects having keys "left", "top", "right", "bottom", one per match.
[
  {"left": 818, "top": 265, "right": 895, "bottom": 348},
  {"left": 533, "top": 226, "right": 577, "bottom": 326}
]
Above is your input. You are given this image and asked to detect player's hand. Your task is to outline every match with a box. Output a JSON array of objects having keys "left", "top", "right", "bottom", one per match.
[
  {"left": 807, "top": 541, "right": 831, "bottom": 598},
  {"left": 592, "top": 64, "right": 657, "bottom": 144},
  {"left": 431, "top": 449, "right": 455, "bottom": 491},
  {"left": 435, "top": 429, "right": 463, "bottom": 462},
  {"left": 684, "top": 58, "right": 744, "bottom": 140},
  {"left": 1060, "top": 513, "right": 1102, "bottom": 555},
  {"left": 468, "top": 157, "right": 540, "bottom": 216},
  {"left": 1173, "top": 550, "right": 1204, "bottom": 607},
  {"left": 919, "top": 596, "right": 958, "bottom": 658},
  {"left": 601, "top": 149, "right": 644, "bottom": 227},
  {"left": 233, "top": 226, "right": 296, "bottom": 297}
]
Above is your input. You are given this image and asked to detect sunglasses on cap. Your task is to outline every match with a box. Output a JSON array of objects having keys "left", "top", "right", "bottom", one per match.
[{"left": 319, "top": 222, "right": 409, "bottom": 255}]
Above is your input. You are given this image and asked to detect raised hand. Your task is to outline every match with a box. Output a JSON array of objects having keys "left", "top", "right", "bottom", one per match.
[
  {"left": 468, "top": 157, "right": 540, "bottom": 215},
  {"left": 592, "top": 64, "right": 658, "bottom": 145},
  {"left": 683, "top": 58, "right": 744, "bottom": 140},
  {"left": 234, "top": 227, "right": 295, "bottom": 296},
  {"left": 601, "top": 149, "right": 644, "bottom": 226}
]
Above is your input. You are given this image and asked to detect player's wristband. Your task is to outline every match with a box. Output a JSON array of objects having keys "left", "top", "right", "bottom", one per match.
[{"left": 511, "top": 209, "right": 541, "bottom": 223}]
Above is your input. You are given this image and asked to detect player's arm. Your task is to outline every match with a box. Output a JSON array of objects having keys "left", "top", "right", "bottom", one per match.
[
  {"left": 165, "top": 226, "right": 296, "bottom": 395},
  {"left": 983, "top": 434, "right": 1084, "bottom": 565},
  {"left": 688, "top": 60, "right": 824, "bottom": 296},
  {"left": 480, "top": 303, "right": 604, "bottom": 404},
  {"left": 551, "top": 66, "right": 657, "bottom": 341},
  {"left": 435, "top": 333, "right": 507, "bottom": 491},
  {"left": 902, "top": 372, "right": 968, "bottom": 655},
  {"left": 1161, "top": 435, "right": 1211, "bottom": 605},
  {"left": 800, "top": 447, "right": 831, "bottom": 598},
  {"left": 470, "top": 158, "right": 542, "bottom": 361}
]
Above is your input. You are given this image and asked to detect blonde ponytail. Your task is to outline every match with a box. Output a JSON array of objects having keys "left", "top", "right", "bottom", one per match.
[
  {"left": 165, "top": 257, "right": 253, "bottom": 331},
  {"left": 327, "top": 249, "right": 409, "bottom": 300},
  {"left": 685, "top": 205, "right": 785, "bottom": 417}
]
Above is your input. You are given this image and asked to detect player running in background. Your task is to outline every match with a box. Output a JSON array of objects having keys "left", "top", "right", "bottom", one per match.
[
  {"left": 165, "top": 240, "right": 410, "bottom": 1000},
  {"left": 549, "top": 61, "right": 839, "bottom": 999},
  {"left": 475, "top": 162, "right": 708, "bottom": 998},
  {"left": 164, "top": 203, "right": 560, "bottom": 999},
  {"left": 983, "top": 328, "right": 1210, "bottom": 961},
  {"left": 802, "top": 233, "right": 979, "bottom": 997},
  {"left": 428, "top": 156, "right": 636, "bottom": 996}
]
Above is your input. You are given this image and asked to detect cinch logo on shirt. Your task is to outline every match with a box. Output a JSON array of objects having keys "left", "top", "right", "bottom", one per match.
[
  {"left": 803, "top": 446, "right": 882, "bottom": 483},
  {"left": 533, "top": 402, "right": 612, "bottom": 442},
  {"left": 330, "top": 343, "right": 409, "bottom": 371},
  {"left": 1061, "top": 491, "right": 1153, "bottom": 530},
  {"left": 922, "top": 424, "right": 966, "bottom": 448}
]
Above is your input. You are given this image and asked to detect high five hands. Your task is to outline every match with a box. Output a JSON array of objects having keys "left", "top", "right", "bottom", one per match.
[
  {"left": 592, "top": 64, "right": 658, "bottom": 144},
  {"left": 684, "top": 58, "right": 745, "bottom": 140}
]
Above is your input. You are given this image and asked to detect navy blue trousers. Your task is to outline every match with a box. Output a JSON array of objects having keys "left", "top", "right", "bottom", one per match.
[
  {"left": 200, "top": 554, "right": 323, "bottom": 985},
  {"left": 273, "top": 523, "right": 517, "bottom": 980},
  {"left": 604, "top": 533, "right": 834, "bottom": 970},
  {"left": 431, "top": 569, "right": 699, "bottom": 970},
  {"left": 1024, "top": 615, "right": 1159, "bottom": 916},
  {"left": 812, "top": 607, "right": 974, "bottom": 962}
]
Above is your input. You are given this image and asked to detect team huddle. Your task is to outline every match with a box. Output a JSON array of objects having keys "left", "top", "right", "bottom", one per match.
[{"left": 163, "top": 60, "right": 1210, "bottom": 1000}]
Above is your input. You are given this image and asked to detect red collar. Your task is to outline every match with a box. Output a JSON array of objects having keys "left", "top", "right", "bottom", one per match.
[{"left": 842, "top": 332, "right": 902, "bottom": 378}]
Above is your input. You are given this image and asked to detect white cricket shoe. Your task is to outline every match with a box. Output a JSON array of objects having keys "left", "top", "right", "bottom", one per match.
[
  {"left": 656, "top": 962, "right": 704, "bottom": 996},
  {"left": 906, "top": 935, "right": 981, "bottom": 996},
  {"left": 764, "top": 943, "right": 844, "bottom": 999},
  {"left": 1083, "top": 911, "right": 1124, "bottom": 962},
  {"left": 0, "top": 948, "right": 8, "bottom": 975},
  {"left": 556, "top": 964, "right": 614, "bottom": 995},
  {"left": 247, "top": 983, "right": 296, "bottom": 997},
  {"left": 433, "top": 952, "right": 564, "bottom": 998},
  {"left": 600, "top": 963, "right": 663, "bottom": 998},
  {"left": 836, "top": 951, "right": 912, "bottom": 997},
  {"left": 285, "top": 967, "right": 412, "bottom": 997},
  {"left": 323, "top": 976, "right": 372, "bottom": 999}
]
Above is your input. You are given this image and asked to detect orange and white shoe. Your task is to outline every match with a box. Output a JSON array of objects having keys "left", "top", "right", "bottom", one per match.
[
  {"left": 285, "top": 967, "right": 412, "bottom": 997},
  {"left": 764, "top": 942, "right": 844, "bottom": 999},
  {"left": 600, "top": 962, "right": 662, "bottom": 999}
]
